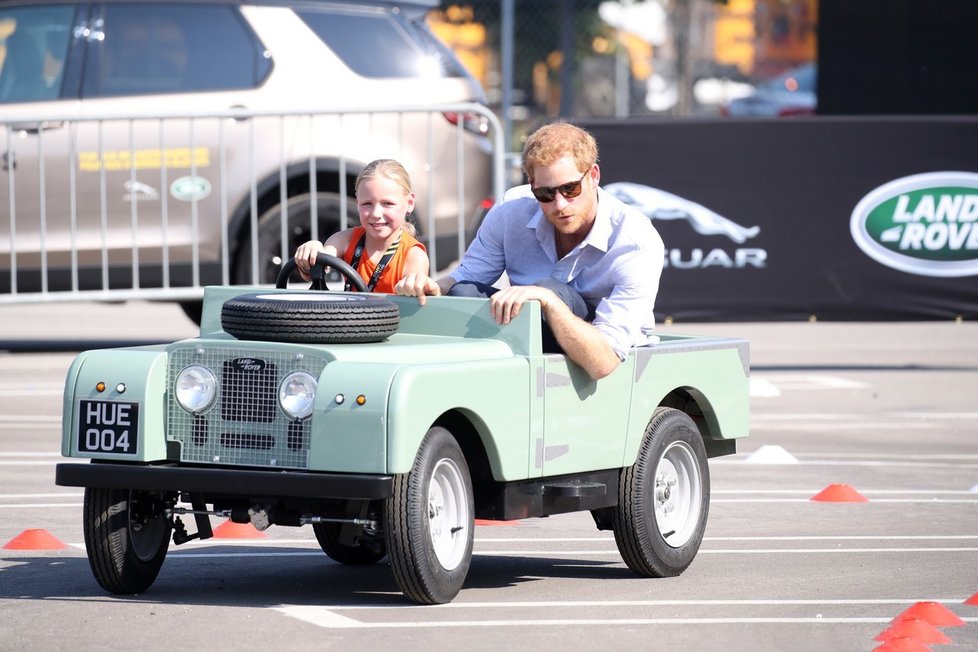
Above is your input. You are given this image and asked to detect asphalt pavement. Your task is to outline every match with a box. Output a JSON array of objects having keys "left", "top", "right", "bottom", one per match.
[{"left": 1, "top": 301, "right": 976, "bottom": 652}]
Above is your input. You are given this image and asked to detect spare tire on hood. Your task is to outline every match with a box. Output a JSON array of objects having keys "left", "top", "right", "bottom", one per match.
[{"left": 221, "top": 292, "right": 399, "bottom": 344}]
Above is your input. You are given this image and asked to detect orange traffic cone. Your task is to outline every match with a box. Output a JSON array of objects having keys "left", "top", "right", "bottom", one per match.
[
  {"left": 3, "top": 529, "right": 69, "bottom": 550},
  {"left": 874, "top": 618, "right": 952, "bottom": 645},
  {"left": 212, "top": 520, "right": 267, "bottom": 539},
  {"left": 872, "top": 637, "right": 934, "bottom": 652},
  {"left": 894, "top": 601, "right": 965, "bottom": 627},
  {"left": 810, "top": 483, "right": 869, "bottom": 502}
]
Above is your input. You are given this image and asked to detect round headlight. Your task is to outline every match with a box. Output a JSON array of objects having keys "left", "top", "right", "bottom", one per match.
[
  {"left": 175, "top": 365, "right": 217, "bottom": 413},
  {"left": 279, "top": 371, "right": 317, "bottom": 420}
]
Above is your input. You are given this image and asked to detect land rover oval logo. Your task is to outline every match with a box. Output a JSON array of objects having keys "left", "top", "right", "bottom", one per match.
[
  {"left": 850, "top": 171, "right": 978, "bottom": 277},
  {"left": 170, "top": 175, "right": 211, "bottom": 202},
  {"left": 231, "top": 358, "right": 266, "bottom": 373}
]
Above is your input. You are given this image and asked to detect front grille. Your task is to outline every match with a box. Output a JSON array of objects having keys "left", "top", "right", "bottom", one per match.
[
  {"left": 167, "top": 346, "right": 327, "bottom": 469},
  {"left": 221, "top": 359, "right": 277, "bottom": 422}
]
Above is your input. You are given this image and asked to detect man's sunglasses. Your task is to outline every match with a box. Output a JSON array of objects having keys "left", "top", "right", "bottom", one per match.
[{"left": 530, "top": 170, "right": 589, "bottom": 203}]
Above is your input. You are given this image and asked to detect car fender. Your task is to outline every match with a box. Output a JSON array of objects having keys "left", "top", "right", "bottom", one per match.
[
  {"left": 386, "top": 357, "right": 533, "bottom": 478},
  {"left": 624, "top": 340, "right": 750, "bottom": 466},
  {"left": 61, "top": 346, "right": 170, "bottom": 462}
]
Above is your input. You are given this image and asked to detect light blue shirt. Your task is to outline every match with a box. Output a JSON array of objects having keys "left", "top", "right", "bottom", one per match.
[{"left": 452, "top": 184, "right": 665, "bottom": 359}]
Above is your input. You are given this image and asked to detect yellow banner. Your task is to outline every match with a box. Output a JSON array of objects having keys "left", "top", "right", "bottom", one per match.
[{"left": 79, "top": 147, "right": 210, "bottom": 172}]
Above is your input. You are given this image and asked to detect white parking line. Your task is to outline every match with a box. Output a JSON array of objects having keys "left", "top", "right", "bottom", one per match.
[
  {"left": 713, "top": 488, "right": 978, "bottom": 493},
  {"left": 136, "top": 547, "right": 978, "bottom": 559},
  {"left": 0, "top": 492, "right": 82, "bottom": 498},
  {"left": 45, "top": 534, "right": 978, "bottom": 549},
  {"left": 478, "top": 535, "right": 978, "bottom": 542},
  {"left": 0, "top": 461, "right": 61, "bottom": 466},
  {"left": 275, "top": 604, "right": 978, "bottom": 629},
  {"left": 0, "top": 422, "right": 60, "bottom": 430},
  {"left": 713, "top": 498, "right": 978, "bottom": 503},
  {"left": 291, "top": 597, "right": 972, "bottom": 609},
  {"left": 750, "top": 422, "right": 938, "bottom": 430},
  {"left": 0, "top": 503, "right": 83, "bottom": 508},
  {"left": 751, "top": 412, "right": 978, "bottom": 420}
]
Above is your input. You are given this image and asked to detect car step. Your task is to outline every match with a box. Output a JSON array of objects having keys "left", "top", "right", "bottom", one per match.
[{"left": 540, "top": 481, "right": 607, "bottom": 498}]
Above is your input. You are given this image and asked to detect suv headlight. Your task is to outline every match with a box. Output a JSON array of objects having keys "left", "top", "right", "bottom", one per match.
[
  {"left": 175, "top": 365, "right": 217, "bottom": 413},
  {"left": 279, "top": 371, "right": 317, "bottom": 420}
]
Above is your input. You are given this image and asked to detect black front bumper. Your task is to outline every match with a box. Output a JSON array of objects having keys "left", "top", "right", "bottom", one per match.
[{"left": 56, "top": 462, "right": 393, "bottom": 500}]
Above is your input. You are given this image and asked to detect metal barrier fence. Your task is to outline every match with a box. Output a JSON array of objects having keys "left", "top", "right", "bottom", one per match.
[{"left": 0, "top": 102, "right": 505, "bottom": 308}]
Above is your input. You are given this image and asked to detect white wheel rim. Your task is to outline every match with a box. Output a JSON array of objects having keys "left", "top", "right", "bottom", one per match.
[
  {"left": 427, "top": 457, "right": 469, "bottom": 570},
  {"left": 653, "top": 440, "right": 702, "bottom": 548}
]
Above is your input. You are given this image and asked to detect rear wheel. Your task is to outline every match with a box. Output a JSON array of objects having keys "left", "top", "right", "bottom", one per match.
[
  {"left": 612, "top": 407, "right": 710, "bottom": 577},
  {"left": 233, "top": 192, "right": 357, "bottom": 285},
  {"left": 385, "top": 426, "right": 474, "bottom": 604},
  {"left": 83, "top": 487, "right": 172, "bottom": 594},
  {"left": 313, "top": 522, "right": 387, "bottom": 565}
]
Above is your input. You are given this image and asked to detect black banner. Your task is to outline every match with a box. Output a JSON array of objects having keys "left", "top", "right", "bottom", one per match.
[{"left": 582, "top": 117, "right": 978, "bottom": 321}]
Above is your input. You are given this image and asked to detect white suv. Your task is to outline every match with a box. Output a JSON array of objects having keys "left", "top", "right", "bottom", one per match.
[{"left": 0, "top": 0, "right": 494, "bottom": 318}]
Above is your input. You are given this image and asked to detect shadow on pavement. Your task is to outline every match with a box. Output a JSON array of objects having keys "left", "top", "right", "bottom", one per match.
[{"left": 0, "top": 546, "right": 632, "bottom": 606}]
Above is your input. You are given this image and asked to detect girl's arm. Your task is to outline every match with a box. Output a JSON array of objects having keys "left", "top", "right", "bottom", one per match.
[{"left": 402, "top": 244, "right": 430, "bottom": 279}]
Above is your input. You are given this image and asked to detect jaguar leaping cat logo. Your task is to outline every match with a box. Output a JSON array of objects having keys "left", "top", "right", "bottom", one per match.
[{"left": 605, "top": 182, "right": 760, "bottom": 244}]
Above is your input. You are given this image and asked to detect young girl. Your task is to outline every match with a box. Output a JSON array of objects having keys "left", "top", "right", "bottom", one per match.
[{"left": 294, "top": 159, "right": 429, "bottom": 293}]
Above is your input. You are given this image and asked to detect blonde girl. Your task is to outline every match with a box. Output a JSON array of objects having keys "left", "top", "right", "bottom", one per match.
[{"left": 294, "top": 159, "right": 429, "bottom": 293}]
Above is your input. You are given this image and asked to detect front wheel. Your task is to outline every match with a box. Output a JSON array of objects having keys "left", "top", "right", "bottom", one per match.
[
  {"left": 612, "top": 407, "right": 710, "bottom": 577},
  {"left": 83, "top": 487, "right": 172, "bottom": 594},
  {"left": 385, "top": 426, "right": 474, "bottom": 604}
]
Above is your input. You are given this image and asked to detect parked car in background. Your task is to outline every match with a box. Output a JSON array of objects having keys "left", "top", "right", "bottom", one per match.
[
  {"left": 719, "top": 63, "right": 817, "bottom": 117},
  {"left": 0, "top": 0, "right": 495, "bottom": 320}
]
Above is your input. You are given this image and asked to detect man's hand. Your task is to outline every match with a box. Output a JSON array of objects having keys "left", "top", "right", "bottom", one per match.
[
  {"left": 489, "top": 285, "right": 556, "bottom": 324},
  {"left": 394, "top": 273, "right": 443, "bottom": 305}
]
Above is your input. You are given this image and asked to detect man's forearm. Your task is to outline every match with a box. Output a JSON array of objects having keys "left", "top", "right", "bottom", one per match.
[{"left": 541, "top": 301, "right": 621, "bottom": 380}]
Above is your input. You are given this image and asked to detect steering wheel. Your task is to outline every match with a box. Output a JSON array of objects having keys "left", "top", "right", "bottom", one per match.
[{"left": 276, "top": 253, "right": 368, "bottom": 292}]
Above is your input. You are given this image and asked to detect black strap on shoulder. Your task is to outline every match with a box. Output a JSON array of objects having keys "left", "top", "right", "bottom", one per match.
[{"left": 344, "top": 230, "right": 402, "bottom": 292}]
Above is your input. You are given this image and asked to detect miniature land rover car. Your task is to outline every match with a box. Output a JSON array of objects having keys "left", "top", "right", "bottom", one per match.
[{"left": 56, "top": 257, "right": 750, "bottom": 604}]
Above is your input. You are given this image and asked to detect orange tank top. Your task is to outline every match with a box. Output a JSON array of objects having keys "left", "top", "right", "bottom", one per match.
[{"left": 341, "top": 227, "right": 426, "bottom": 294}]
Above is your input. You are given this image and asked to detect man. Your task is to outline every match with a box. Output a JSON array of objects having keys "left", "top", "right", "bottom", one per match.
[{"left": 394, "top": 121, "right": 664, "bottom": 380}]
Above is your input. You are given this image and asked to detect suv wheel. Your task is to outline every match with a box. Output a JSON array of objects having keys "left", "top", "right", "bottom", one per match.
[
  {"left": 612, "top": 407, "right": 710, "bottom": 577},
  {"left": 233, "top": 191, "right": 358, "bottom": 285}
]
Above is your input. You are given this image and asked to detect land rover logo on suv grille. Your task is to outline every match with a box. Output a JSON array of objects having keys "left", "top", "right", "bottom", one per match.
[
  {"left": 231, "top": 357, "right": 266, "bottom": 372},
  {"left": 850, "top": 171, "right": 978, "bottom": 277}
]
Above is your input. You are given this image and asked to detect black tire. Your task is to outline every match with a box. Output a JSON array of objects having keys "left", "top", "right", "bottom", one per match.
[
  {"left": 83, "top": 487, "right": 171, "bottom": 595},
  {"left": 385, "top": 426, "right": 474, "bottom": 604},
  {"left": 233, "top": 192, "right": 357, "bottom": 285},
  {"left": 313, "top": 522, "right": 387, "bottom": 565},
  {"left": 221, "top": 292, "right": 399, "bottom": 344},
  {"left": 612, "top": 407, "right": 710, "bottom": 577}
]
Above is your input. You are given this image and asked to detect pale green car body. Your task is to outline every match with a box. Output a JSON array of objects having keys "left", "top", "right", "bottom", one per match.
[
  {"left": 56, "top": 284, "right": 749, "bottom": 603},
  {"left": 60, "top": 285, "right": 749, "bottom": 481}
]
